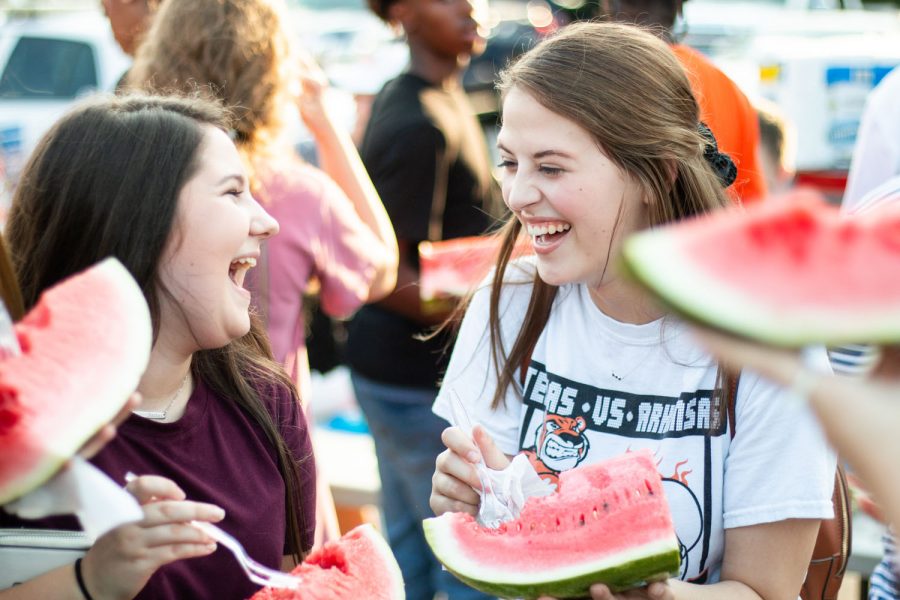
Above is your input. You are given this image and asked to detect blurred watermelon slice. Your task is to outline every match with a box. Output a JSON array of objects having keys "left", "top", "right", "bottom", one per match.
[
  {"left": 622, "top": 189, "right": 900, "bottom": 346},
  {"left": 418, "top": 235, "right": 532, "bottom": 302},
  {"left": 0, "top": 258, "right": 151, "bottom": 504}
]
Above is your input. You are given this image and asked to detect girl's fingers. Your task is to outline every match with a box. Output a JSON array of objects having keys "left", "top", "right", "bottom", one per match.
[
  {"left": 432, "top": 468, "right": 481, "bottom": 506},
  {"left": 589, "top": 584, "right": 614, "bottom": 600},
  {"left": 435, "top": 447, "right": 482, "bottom": 490},
  {"left": 144, "top": 541, "right": 219, "bottom": 566},
  {"left": 140, "top": 522, "right": 215, "bottom": 548},
  {"left": 473, "top": 425, "right": 511, "bottom": 470},
  {"left": 77, "top": 424, "right": 117, "bottom": 460},
  {"left": 441, "top": 427, "right": 482, "bottom": 463},
  {"left": 126, "top": 475, "right": 187, "bottom": 504},
  {"left": 140, "top": 500, "right": 225, "bottom": 527}
]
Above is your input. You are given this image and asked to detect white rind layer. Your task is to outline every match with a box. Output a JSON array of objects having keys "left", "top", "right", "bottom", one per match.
[{"left": 423, "top": 515, "right": 679, "bottom": 585}]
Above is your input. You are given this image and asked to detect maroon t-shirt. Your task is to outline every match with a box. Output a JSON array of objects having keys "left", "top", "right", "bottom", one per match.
[{"left": 1, "top": 376, "right": 316, "bottom": 599}]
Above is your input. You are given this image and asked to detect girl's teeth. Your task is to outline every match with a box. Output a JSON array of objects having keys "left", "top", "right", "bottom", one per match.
[{"left": 526, "top": 223, "right": 571, "bottom": 237}]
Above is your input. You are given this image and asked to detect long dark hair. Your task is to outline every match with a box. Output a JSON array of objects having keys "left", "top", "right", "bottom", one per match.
[
  {"left": 6, "top": 93, "right": 309, "bottom": 560},
  {"left": 487, "top": 23, "right": 730, "bottom": 410}
]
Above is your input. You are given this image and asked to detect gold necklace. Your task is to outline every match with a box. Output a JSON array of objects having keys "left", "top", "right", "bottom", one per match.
[{"left": 133, "top": 373, "right": 190, "bottom": 421}]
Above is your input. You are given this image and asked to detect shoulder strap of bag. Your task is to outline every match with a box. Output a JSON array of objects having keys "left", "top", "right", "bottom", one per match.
[{"left": 726, "top": 371, "right": 851, "bottom": 600}]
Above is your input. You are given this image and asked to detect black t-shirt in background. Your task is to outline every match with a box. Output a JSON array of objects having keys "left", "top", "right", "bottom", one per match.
[{"left": 346, "top": 73, "right": 501, "bottom": 389}]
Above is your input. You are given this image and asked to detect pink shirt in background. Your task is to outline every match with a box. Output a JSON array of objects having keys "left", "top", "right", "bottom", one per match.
[{"left": 249, "top": 154, "right": 378, "bottom": 402}]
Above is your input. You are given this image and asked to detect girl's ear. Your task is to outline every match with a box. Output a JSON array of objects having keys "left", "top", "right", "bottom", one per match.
[{"left": 387, "top": 0, "right": 414, "bottom": 35}]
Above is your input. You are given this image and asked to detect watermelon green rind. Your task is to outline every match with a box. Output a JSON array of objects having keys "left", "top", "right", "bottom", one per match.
[
  {"left": 0, "top": 258, "right": 152, "bottom": 504},
  {"left": 621, "top": 229, "right": 900, "bottom": 347},
  {"left": 424, "top": 516, "right": 678, "bottom": 599}
]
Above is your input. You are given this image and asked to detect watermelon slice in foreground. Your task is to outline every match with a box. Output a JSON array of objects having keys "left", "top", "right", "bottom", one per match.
[
  {"left": 622, "top": 189, "right": 900, "bottom": 346},
  {"left": 423, "top": 450, "right": 679, "bottom": 599},
  {"left": 0, "top": 258, "right": 152, "bottom": 504},
  {"left": 249, "top": 524, "right": 404, "bottom": 599}
]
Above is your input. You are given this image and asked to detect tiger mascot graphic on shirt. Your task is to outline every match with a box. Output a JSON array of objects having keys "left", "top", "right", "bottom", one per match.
[{"left": 522, "top": 414, "right": 590, "bottom": 488}]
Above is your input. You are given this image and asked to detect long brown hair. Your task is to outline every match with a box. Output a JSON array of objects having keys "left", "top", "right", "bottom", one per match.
[
  {"left": 6, "top": 94, "right": 309, "bottom": 560},
  {"left": 487, "top": 22, "right": 730, "bottom": 410},
  {"left": 128, "top": 0, "right": 290, "bottom": 167},
  {"left": 0, "top": 234, "right": 23, "bottom": 321}
]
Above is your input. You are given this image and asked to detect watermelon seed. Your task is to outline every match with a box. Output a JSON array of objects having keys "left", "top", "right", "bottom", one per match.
[
  {"left": 603, "top": 502, "right": 609, "bottom": 512},
  {"left": 592, "top": 508, "right": 599, "bottom": 519},
  {"left": 645, "top": 479, "right": 655, "bottom": 495},
  {"left": 578, "top": 514, "right": 586, "bottom": 526},
  {"left": 555, "top": 517, "right": 561, "bottom": 530},
  {"left": 516, "top": 523, "right": 522, "bottom": 533}
]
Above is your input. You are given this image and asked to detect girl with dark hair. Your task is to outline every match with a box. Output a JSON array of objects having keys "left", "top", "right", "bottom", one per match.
[
  {"left": 430, "top": 23, "right": 834, "bottom": 599},
  {"left": 1, "top": 93, "right": 315, "bottom": 600}
]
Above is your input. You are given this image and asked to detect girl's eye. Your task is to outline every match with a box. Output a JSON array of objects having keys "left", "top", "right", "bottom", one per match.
[
  {"left": 227, "top": 189, "right": 243, "bottom": 198},
  {"left": 539, "top": 165, "right": 563, "bottom": 176},
  {"left": 497, "top": 159, "right": 517, "bottom": 170}
]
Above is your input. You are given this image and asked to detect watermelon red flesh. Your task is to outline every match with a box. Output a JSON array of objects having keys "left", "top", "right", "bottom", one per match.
[
  {"left": 0, "top": 258, "right": 152, "bottom": 504},
  {"left": 418, "top": 235, "right": 532, "bottom": 301},
  {"left": 248, "top": 524, "right": 404, "bottom": 600},
  {"left": 622, "top": 189, "right": 900, "bottom": 346},
  {"left": 423, "top": 450, "right": 680, "bottom": 599}
]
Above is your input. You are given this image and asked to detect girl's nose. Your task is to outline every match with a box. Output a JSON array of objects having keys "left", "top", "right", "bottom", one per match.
[
  {"left": 503, "top": 173, "right": 540, "bottom": 212},
  {"left": 249, "top": 197, "right": 279, "bottom": 238}
]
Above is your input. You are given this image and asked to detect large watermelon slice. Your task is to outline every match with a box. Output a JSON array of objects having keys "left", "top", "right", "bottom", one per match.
[
  {"left": 248, "top": 524, "right": 404, "bottom": 599},
  {"left": 622, "top": 189, "right": 900, "bottom": 346},
  {"left": 423, "top": 450, "right": 679, "bottom": 599},
  {"left": 0, "top": 258, "right": 152, "bottom": 504}
]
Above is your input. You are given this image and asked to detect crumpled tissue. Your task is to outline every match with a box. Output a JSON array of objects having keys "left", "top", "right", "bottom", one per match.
[{"left": 476, "top": 454, "right": 554, "bottom": 529}]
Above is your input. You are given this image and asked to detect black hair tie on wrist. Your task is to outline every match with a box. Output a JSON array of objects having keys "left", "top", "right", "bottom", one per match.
[
  {"left": 698, "top": 122, "right": 737, "bottom": 188},
  {"left": 74, "top": 558, "right": 95, "bottom": 600}
]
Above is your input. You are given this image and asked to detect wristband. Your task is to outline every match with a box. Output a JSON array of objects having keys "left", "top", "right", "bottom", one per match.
[{"left": 74, "top": 558, "right": 95, "bottom": 600}]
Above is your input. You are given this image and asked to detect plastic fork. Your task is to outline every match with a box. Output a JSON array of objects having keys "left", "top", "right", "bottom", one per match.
[
  {"left": 191, "top": 521, "right": 303, "bottom": 590},
  {"left": 447, "top": 389, "right": 516, "bottom": 528}
]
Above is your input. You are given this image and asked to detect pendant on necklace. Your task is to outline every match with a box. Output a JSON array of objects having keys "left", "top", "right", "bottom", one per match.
[{"left": 133, "top": 409, "right": 167, "bottom": 420}]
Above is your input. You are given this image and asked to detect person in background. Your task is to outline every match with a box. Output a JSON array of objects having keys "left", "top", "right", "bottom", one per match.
[
  {"left": 430, "top": 22, "right": 834, "bottom": 600},
  {"left": 343, "top": 0, "right": 501, "bottom": 598},
  {"left": 842, "top": 67, "right": 900, "bottom": 213},
  {"left": 756, "top": 98, "right": 797, "bottom": 196},
  {"left": 101, "top": 0, "right": 161, "bottom": 57},
  {"left": 597, "top": 0, "right": 768, "bottom": 205},
  {"left": 129, "top": 0, "right": 399, "bottom": 546},
  {"left": 1, "top": 94, "right": 315, "bottom": 600}
]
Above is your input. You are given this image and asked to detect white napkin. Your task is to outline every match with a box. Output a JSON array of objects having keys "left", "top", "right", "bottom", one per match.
[
  {"left": 4, "top": 457, "right": 143, "bottom": 541},
  {"left": 477, "top": 454, "right": 554, "bottom": 528}
]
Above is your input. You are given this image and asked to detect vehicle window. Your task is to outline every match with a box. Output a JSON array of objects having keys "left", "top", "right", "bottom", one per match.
[{"left": 0, "top": 36, "right": 97, "bottom": 99}]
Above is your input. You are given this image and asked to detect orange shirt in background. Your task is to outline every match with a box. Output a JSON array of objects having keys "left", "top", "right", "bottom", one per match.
[{"left": 672, "top": 44, "right": 767, "bottom": 205}]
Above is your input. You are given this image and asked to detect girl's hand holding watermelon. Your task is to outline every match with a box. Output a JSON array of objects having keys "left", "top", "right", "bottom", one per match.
[
  {"left": 537, "top": 580, "right": 674, "bottom": 600},
  {"left": 430, "top": 425, "right": 511, "bottom": 517},
  {"left": 78, "top": 475, "right": 225, "bottom": 600}
]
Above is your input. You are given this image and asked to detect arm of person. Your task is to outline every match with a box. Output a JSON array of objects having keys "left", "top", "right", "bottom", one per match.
[
  {"left": 295, "top": 55, "right": 398, "bottom": 303},
  {"left": 692, "top": 328, "right": 900, "bottom": 531},
  {"left": 0, "top": 475, "right": 224, "bottom": 600}
]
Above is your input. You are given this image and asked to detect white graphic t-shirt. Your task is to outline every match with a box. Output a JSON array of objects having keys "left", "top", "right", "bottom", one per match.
[{"left": 434, "top": 260, "right": 836, "bottom": 584}]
